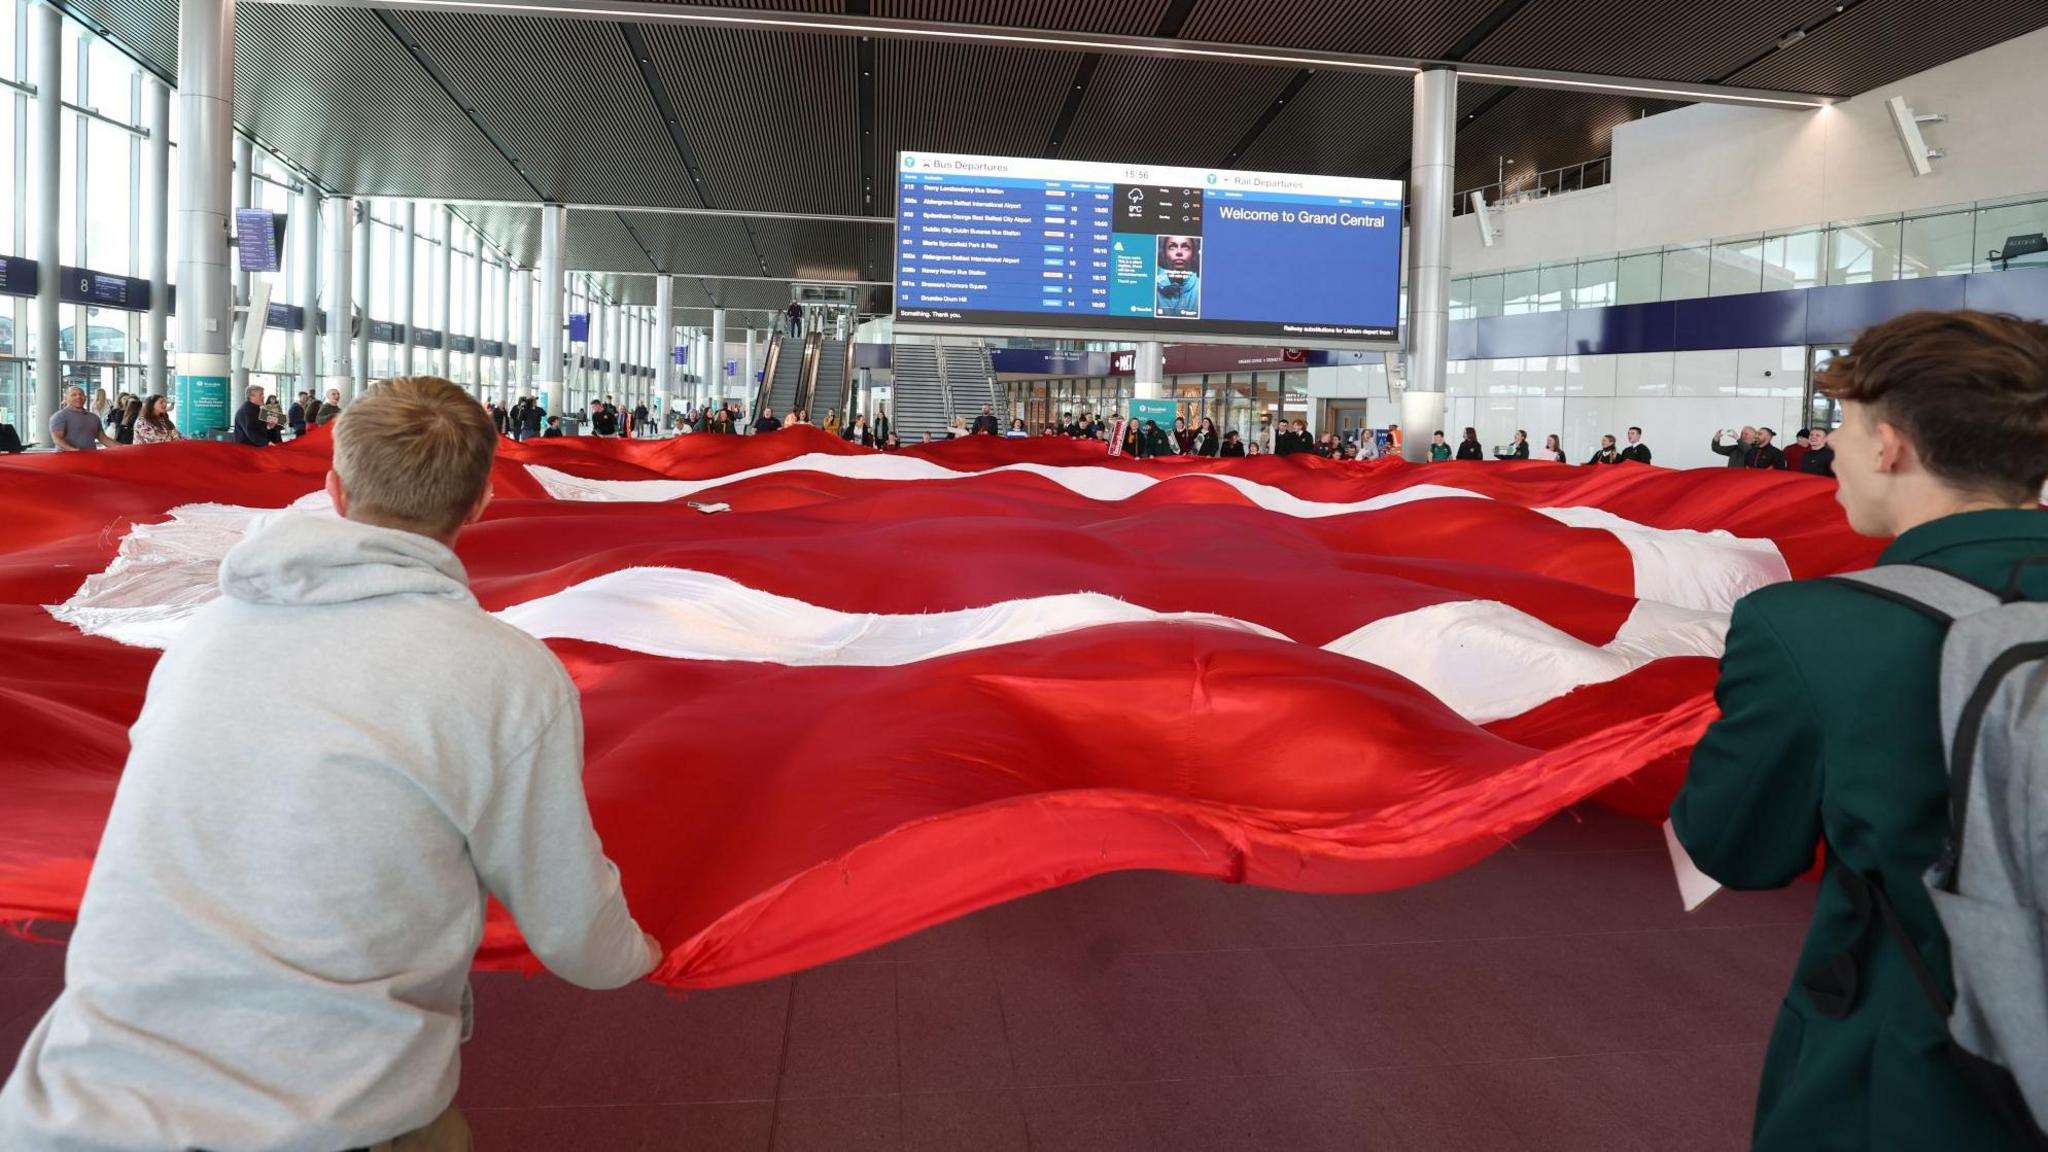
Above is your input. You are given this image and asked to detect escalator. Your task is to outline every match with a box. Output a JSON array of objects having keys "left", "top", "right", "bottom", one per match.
[
  {"left": 808, "top": 337, "right": 854, "bottom": 429},
  {"left": 768, "top": 332, "right": 816, "bottom": 421}
]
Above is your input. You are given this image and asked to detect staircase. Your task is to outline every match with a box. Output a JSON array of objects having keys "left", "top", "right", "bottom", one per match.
[
  {"left": 939, "top": 342, "right": 999, "bottom": 423},
  {"left": 811, "top": 337, "right": 853, "bottom": 428},
  {"left": 890, "top": 342, "right": 950, "bottom": 444}
]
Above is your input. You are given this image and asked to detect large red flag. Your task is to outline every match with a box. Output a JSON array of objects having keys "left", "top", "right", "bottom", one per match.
[{"left": 0, "top": 428, "right": 1881, "bottom": 987}]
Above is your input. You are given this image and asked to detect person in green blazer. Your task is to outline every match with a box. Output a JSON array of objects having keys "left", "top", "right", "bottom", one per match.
[{"left": 1672, "top": 309, "right": 2048, "bottom": 1152}]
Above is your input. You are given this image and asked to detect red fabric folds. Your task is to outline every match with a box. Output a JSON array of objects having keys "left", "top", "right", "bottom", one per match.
[{"left": 0, "top": 429, "right": 1880, "bottom": 988}]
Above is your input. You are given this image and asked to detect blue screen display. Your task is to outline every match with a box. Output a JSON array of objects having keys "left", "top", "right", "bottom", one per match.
[{"left": 894, "top": 152, "right": 1402, "bottom": 346}]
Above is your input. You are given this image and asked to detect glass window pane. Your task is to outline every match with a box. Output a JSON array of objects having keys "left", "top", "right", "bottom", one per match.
[
  {"left": 1708, "top": 236, "right": 1763, "bottom": 296},
  {"left": 1900, "top": 210, "right": 1974, "bottom": 278},
  {"left": 1501, "top": 266, "right": 1540, "bottom": 315},
  {"left": 1761, "top": 229, "right": 1821, "bottom": 291},
  {"left": 1661, "top": 242, "right": 1710, "bottom": 300},
  {"left": 1468, "top": 273, "right": 1503, "bottom": 318},
  {"left": 86, "top": 36, "right": 137, "bottom": 123},
  {"left": 1448, "top": 277, "right": 1474, "bottom": 322},
  {"left": 1828, "top": 218, "right": 1902, "bottom": 284},
  {"left": 1974, "top": 196, "right": 2048, "bottom": 272},
  {"left": 0, "top": 92, "right": 15, "bottom": 255},
  {"left": 0, "top": 0, "right": 16, "bottom": 83},
  {"left": 1537, "top": 262, "right": 1574, "bottom": 311},
  {"left": 84, "top": 119, "right": 131, "bottom": 273},
  {"left": 1616, "top": 250, "right": 1662, "bottom": 305},
  {"left": 57, "top": 112, "right": 76, "bottom": 263},
  {"left": 59, "top": 19, "right": 80, "bottom": 102},
  {"left": 1574, "top": 258, "right": 1616, "bottom": 309}
]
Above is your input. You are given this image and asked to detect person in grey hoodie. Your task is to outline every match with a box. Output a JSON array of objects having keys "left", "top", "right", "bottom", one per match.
[{"left": 0, "top": 375, "right": 660, "bottom": 1152}]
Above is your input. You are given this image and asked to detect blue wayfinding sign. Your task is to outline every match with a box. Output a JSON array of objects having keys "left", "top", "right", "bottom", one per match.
[
  {"left": 726, "top": 359, "right": 737, "bottom": 377},
  {"left": 673, "top": 345, "right": 687, "bottom": 365},
  {"left": 568, "top": 313, "right": 590, "bottom": 342}
]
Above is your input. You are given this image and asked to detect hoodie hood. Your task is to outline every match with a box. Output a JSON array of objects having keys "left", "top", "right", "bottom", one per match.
[{"left": 218, "top": 511, "right": 473, "bottom": 608}]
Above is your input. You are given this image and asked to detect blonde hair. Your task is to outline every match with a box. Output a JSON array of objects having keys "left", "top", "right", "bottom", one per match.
[{"left": 332, "top": 376, "right": 497, "bottom": 538}]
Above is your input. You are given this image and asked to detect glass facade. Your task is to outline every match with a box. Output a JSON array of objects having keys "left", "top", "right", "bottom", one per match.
[
  {"left": 0, "top": 12, "right": 646, "bottom": 438},
  {"left": 1449, "top": 192, "right": 2048, "bottom": 318}
]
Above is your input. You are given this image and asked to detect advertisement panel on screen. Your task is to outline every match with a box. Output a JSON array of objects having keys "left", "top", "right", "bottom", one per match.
[{"left": 893, "top": 151, "right": 1403, "bottom": 349}]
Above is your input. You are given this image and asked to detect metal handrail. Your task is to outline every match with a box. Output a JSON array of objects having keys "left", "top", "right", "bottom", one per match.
[
  {"left": 1454, "top": 156, "right": 1612, "bottom": 216},
  {"left": 750, "top": 334, "right": 782, "bottom": 427}
]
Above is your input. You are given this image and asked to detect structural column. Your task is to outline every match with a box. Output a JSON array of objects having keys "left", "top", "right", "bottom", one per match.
[
  {"left": 28, "top": 1, "right": 61, "bottom": 435},
  {"left": 1134, "top": 341, "right": 1164, "bottom": 402},
  {"left": 322, "top": 196, "right": 354, "bottom": 402},
  {"left": 467, "top": 243, "right": 483, "bottom": 399},
  {"left": 709, "top": 307, "right": 727, "bottom": 412},
  {"left": 537, "top": 206, "right": 566, "bottom": 414},
  {"left": 499, "top": 260, "right": 514, "bottom": 405},
  {"left": 606, "top": 304, "right": 623, "bottom": 405},
  {"left": 295, "top": 184, "right": 319, "bottom": 400},
  {"left": 399, "top": 203, "right": 416, "bottom": 375},
  {"left": 353, "top": 203, "right": 370, "bottom": 395},
  {"left": 743, "top": 329, "right": 757, "bottom": 411},
  {"left": 1402, "top": 66, "right": 1457, "bottom": 461},
  {"left": 171, "top": 0, "right": 237, "bottom": 435},
  {"left": 516, "top": 267, "right": 534, "bottom": 396},
  {"left": 142, "top": 76, "right": 171, "bottom": 398},
  {"left": 436, "top": 208, "right": 454, "bottom": 379},
  {"left": 654, "top": 275, "right": 675, "bottom": 414},
  {"left": 231, "top": 134, "right": 253, "bottom": 393}
]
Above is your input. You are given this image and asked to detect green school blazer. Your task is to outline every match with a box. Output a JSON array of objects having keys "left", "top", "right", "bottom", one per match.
[{"left": 1673, "top": 508, "right": 2048, "bottom": 1152}]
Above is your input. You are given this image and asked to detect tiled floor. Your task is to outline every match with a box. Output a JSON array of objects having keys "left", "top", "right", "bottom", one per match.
[{"left": 0, "top": 805, "right": 1813, "bottom": 1150}]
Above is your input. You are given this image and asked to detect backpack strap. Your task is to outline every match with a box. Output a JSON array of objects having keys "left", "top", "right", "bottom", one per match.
[{"left": 1824, "top": 564, "right": 2002, "bottom": 624}]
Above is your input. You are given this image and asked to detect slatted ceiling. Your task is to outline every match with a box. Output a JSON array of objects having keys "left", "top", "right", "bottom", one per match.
[
  {"left": 639, "top": 25, "right": 863, "bottom": 214},
  {"left": 1728, "top": 0, "right": 2048, "bottom": 95},
  {"left": 232, "top": 6, "right": 532, "bottom": 201},
  {"left": 392, "top": 13, "right": 698, "bottom": 209},
  {"left": 700, "top": 279, "right": 839, "bottom": 311},
  {"left": 568, "top": 211, "right": 662, "bottom": 273},
  {"left": 1450, "top": 87, "right": 1682, "bottom": 194},
  {"left": 615, "top": 213, "right": 763, "bottom": 276},
  {"left": 745, "top": 218, "right": 872, "bottom": 279},
  {"left": 870, "top": 0, "right": 1175, "bottom": 35},
  {"left": 1058, "top": 55, "right": 1296, "bottom": 167},
  {"left": 1234, "top": 71, "right": 1431, "bottom": 177},
  {"left": 872, "top": 38, "right": 1078, "bottom": 211},
  {"left": 66, "top": 0, "right": 178, "bottom": 78},
  {"left": 462, "top": 205, "right": 546, "bottom": 267},
  {"left": 1465, "top": 0, "right": 1830, "bottom": 82},
  {"left": 635, "top": 0, "right": 846, "bottom": 9},
  {"left": 1178, "top": 0, "right": 1498, "bottom": 57}
]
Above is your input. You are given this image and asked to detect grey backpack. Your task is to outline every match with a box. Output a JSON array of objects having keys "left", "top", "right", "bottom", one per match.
[{"left": 1821, "top": 562, "right": 2048, "bottom": 1144}]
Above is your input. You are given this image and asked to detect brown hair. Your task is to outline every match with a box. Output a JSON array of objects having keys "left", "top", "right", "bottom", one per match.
[
  {"left": 332, "top": 376, "right": 497, "bottom": 538},
  {"left": 1818, "top": 310, "right": 2048, "bottom": 503}
]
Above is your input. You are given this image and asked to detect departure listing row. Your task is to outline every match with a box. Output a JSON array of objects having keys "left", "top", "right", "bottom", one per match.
[{"left": 892, "top": 152, "right": 1405, "bottom": 349}]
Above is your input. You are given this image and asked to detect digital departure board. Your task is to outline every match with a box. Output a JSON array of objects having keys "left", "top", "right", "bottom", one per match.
[{"left": 893, "top": 152, "right": 1403, "bottom": 348}]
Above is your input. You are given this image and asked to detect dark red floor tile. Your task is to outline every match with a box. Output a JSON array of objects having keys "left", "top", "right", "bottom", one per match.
[
  {"left": 1263, "top": 946, "right": 1465, "bottom": 1069},
  {"left": 1241, "top": 1072, "right": 1405, "bottom": 1151},
  {"left": 1577, "top": 1045, "right": 1768, "bottom": 1152},
  {"left": 0, "top": 928, "right": 69, "bottom": 980},
  {"left": 463, "top": 1101, "right": 771, "bottom": 1152},
  {"left": 1458, "top": 1057, "right": 1657, "bottom": 1152},
  {"left": 769, "top": 1093, "right": 898, "bottom": 1152},
  {"left": 1016, "top": 1082, "right": 1168, "bottom": 1151},
  {"left": 778, "top": 963, "right": 899, "bottom": 1099},
  {"left": 896, "top": 956, "right": 1015, "bottom": 1093},
  {"left": 1360, "top": 1065, "right": 1530, "bottom": 1151},
  {"left": 900, "top": 1090, "right": 1030, "bottom": 1152},
  {"left": 487, "top": 975, "right": 790, "bottom": 1108}
]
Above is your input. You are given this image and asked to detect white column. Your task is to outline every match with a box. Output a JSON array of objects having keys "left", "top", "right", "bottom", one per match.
[
  {"left": 537, "top": 206, "right": 566, "bottom": 413},
  {"left": 516, "top": 267, "right": 534, "bottom": 396},
  {"left": 170, "top": 0, "right": 238, "bottom": 436},
  {"left": 467, "top": 238, "right": 483, "bottom": 399},
  {"left": 1134, "top": 341, "right": 1164, "bottom": 402},
  {"left": 436, "top": 208, "right": 453, "bottom": 379},
  {"left": 322, "top": 196, "right": 353, "bottom": 400},
  {"left": 709, "top": 306, "right": 727, "bottom": 414},
  {"left": 142, "top": 77, "right": 171, "bottom": 398},
  {"left": 743, "top": 328, "right": 757, "bottom": 410},
  {"left": 654, "top": 275, "right": 675, "bottom": 413},
  {"left": 28, "top": 1, "right": 61, "bottom": 436},
  {"left": 296, "top": 183, "right": 320, "bottom": 400},
  {"left": 353, "top": 203, "right": 370, "bottom": 394},
  {"left": 1402, "top": 66, "right": 1456, "bottom": 461},
  {"left": 606, "top": 304, "right": 623, "bottom": 407},
  {"left": 498, "top": 260, "right": 513, "bottom": 405},
  {"left": 230, "top": 134, "right": 253, "bottom": 394},
  {"left": 399, "top": 203, "right": 415, "bottom": 375}
]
